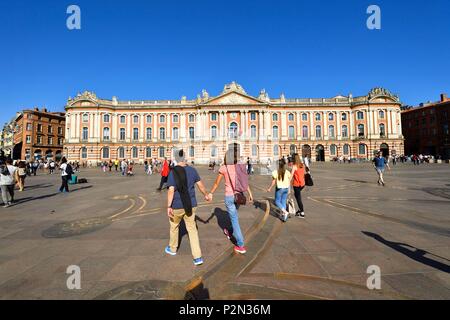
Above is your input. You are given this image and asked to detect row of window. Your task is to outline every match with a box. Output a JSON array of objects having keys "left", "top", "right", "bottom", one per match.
[
  {"left": 29, "top": 136, "right": 63, "bottom": 145},
  {"left": 80, "top": 110, "right": 389, "bottom": 125},
  {"left": 82, "top": 123, "right": 387, "bottom": 141},
  {"left": 33, "top": 124, "right": 63, "bottom": 134},
  {"left": 79, "top": 142, "right": 369, "bottom": 160}
]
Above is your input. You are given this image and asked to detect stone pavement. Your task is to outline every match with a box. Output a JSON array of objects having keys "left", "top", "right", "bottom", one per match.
[{"left": 0, "top": 163, "right": 449, "bottom": 299}]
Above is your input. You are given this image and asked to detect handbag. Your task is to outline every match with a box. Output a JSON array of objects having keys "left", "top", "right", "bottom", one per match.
[
  {"left": 226, "top": 165, "right": 247, "bottom": 205},
  {"left": 287, "top": 195, "right": 297, "bottom": 215},
  {"left": 305, "top": 172, "right": 314, "bottom": 187}
]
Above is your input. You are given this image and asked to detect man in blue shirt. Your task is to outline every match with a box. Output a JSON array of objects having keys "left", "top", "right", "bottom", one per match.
[
  {"left": 165, "top": 149, "right": 211, "bottom": 266},
  {"left": 373, "top": 151, "right": 390, "bottom": 186}
]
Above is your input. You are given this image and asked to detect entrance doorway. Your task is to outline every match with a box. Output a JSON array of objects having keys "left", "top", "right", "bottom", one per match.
[{"left": 315, "top": 145, "right": 325, "bottom": 162}]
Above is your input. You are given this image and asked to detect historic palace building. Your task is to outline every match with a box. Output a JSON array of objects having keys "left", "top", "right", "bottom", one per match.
[
  {"left": 13, "top": 108, "right": 66, "bottom": 161},
  {"left": 64, "top": 83, "right": 404, "bottom": 164}
]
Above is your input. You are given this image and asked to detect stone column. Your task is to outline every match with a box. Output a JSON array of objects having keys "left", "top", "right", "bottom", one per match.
[
  {"left": 309, "top": 111, "right": 314, "bottom": 140},
  {"left": 281, "top": 111, "right": 287, "bottom": 139},
  {"left": 296, "top": 111, "right": 301, "bottom": 140},
  {"left": 167, "top": 113, "right": 171, "bottom": 140},
  {"left": 153, "top": 113, "right": 157, "bottom": 140},
  {"left": 349, "top": 111, "right": 355, "bottom": 139},
  {"left": 373, "top": 109, "right": 379, "bottom": 135},
  {"left": 139, "top": 114, "right": 144, "bottom": 141},
  {"left": 180, "top": 113, "right": 186, "bottom": 141},
  {"left": 337, "top": 111, "right": 341, "bottom": 139},
  {"left": 323, "top": 111, "right": 328, "bottom": 139},
  {"left": 387, "top": 109, "right": 392, "bottom": 137},
  {"left": 112, "top": 114, "right": 117, "bottom": 141},
  {"left": 127, "top": 114, "right": 131, "bottom": 142}
]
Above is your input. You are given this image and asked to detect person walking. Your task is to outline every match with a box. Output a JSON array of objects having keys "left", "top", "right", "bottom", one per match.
[
  {"left": 59, "top": 157, "right": 72, "bottom": 193},
  {"left": 157, "top": 158, "right": 170, "bottom": 191},
  {"left": 209, "top": 150, "right": 254, "bottom": 254},
  {"left": 120, "top": 159, "right": 127, "bottom": 176},
  {"left": 17, "top": 161, "right": 27, "bottom": 192},
  {"left": 267, "top": 158, "right": 291, "bottom": 222},
  {"left": 165, "top": 149, "right": 210, "bottom": 266},
  {"left": 114, "top": 159, "right": 119, "bottom": 171},
  {"left": 291, "top": 154, "right": 306, "bottom": 218},
  {"left": 0, "top": 159, "right": 18, "bottom": 208},
  {"left": 373, "top": 151, "right": 390, "bottom": 186}
]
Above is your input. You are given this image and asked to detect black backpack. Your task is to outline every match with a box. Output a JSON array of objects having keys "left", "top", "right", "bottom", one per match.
[{"left": 65, "top": 164, "right": 74, "bottom": 177}]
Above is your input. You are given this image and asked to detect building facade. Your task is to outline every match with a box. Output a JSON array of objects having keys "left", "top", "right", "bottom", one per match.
[
  {"left": 64, "top": 83, "right": 404, "bottom": 164},
  {"left": 13, "top": 108, "right": 66, "bottom": 161},
  {"left": 401, "top": 94, "right": 450, "bottom": 159},
  {"left": 1, "top": 115, "right": 19, "bottom": 159}
]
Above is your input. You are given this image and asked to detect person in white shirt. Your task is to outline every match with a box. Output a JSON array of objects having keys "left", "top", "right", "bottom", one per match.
[
  {"left": 303, "top": 156, "right": 310, "bottom": 172},
  {"left": 0, "top": 159, "right": 18, "bottom": 207},
  {"left": 59, "top": 157, "right": 70, "bottom": 193}
]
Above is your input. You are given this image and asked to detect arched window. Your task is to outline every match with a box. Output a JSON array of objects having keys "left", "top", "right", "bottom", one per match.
[
  {"left": 328, "top": 113, "right": 334, "bottom": 121},
  {"left": 288, "top": 126, "right": 295, "bottom": 139},
  {"left": 189, "top": 127, "right": 195, "bottom": 139},
  {"left": 133, "top": 115, "right": 139, "bottom": 124},
  {"left": 159, "top": 115, "right": 165, "bottom": 123},
  {"left": 358, "top": 124, "right": 365, "bottom": 137},
  {"left": 133, "top": 128, "right": 139, "bottom": 140},
  {"left": 229, "top": 122, "right": 238, "bottom": 139},
  {"left": 273, "top": 144, "right": 279, "bottom": 156},
  {"left": 103, "top": 114, "right": 110, "bottom": 123},
  {"left": 146, "top": 147, "right": 152, "bottom": 158},
  {"left": 302, "top": 126, "right": 308, "bottom": 139},
  {"left": 102, "top": 147, "right": 110, "bottom": 159},
  {"left": 189, "top": 146, "right": 195, "bottom": 157},
  {"left": 359, "top": 144, "right": 366, "bottom": 155},
  {"left": 315, "top": 113, "right": 321, "bottom": 121},
  {"left": 272, "top": 126, "right": 279, "bottom": 139},
  {"left": 330, "top": 144, "right": 337, "bottom": 156},
  {"left": 159, "top": 127, "right": 166, "bottom": 140},
  {"left": 302, "top": 113, "right": 308, "bottom": 121},
  {"left": 379, "top": 123, "right": 386, "bottom": 137},
  {"left": 211, "top": 126, "right": 217, "bottom": 139},
  {"left": 173, "top": 114, "right": 179, "bottom": 123},
  {"left": 82, "top": 127, "right": 88, "bottom": 140},
  {"left": 146, "top": 115, "right": 152, "bottom": 123},
  {"left": 343, "top": 144, "right": 350, "bottom": 155},
  {"left": 146, "top": 128, "right": 152, "bottom": 140},
  {"left": 119, "top": 128, "right": 126, "bottom": 141},
  {"left": 120, "top": 115, "right": 126, "bottom": 123},
  {"left": 357, "top": 111, "right": 364, "bottom": 120},
  {"left": 315, "top": 125, "right": 322, "bottom": 138},
  {"left": 172, "top": 127, "right": 179, "bottom": 140},
  {"left": 82, "top": 114, "right": 89, "bottom": 123},
  {"left": 211, "top": 145, "right": 217, "bottom": 157},
  {"left": 81, "top": 147, "right": 87, "bottom": 159},
  {"left": 288, "top": 113, "right": 294, "bottom": 121},
  {"left": 188, "top": 114, "right": 195, "bottom": 122},
  {"left": 379, "top": 110, "right": 385, "bottom": 119},
  {"left": 250, "top": 125, "right": 257, "bottom": 138},
  {"left": 118, "top": 147, "right": 125, "bottom": 159},
  {"left": 132, "top": 147, "right": 138, "bottom": 158},
  {"left": 341, "top": 113, "right": 347, "bottom": 121},
  {"left": 252, "top": 145, "right": 258, "bottom": 157},
  {"left": 328, "top": 125, "right": 335, "bottom": 138},
  {"left": 272, "top": 113, "right": 278, "bottom": 121},
  {"left": 342, "top": 125, "right": 348, "bottom": 138},
  {"left": 103, "top": 127, "right": 110, "bottom": 140}
]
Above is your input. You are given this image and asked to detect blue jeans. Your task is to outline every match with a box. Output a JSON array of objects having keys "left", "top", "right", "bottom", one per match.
[
  {"left": 275, "top": 188, "right": 289, "bottom": 211},
  {"left": 224, "top": 196, "right": 245, "bottom": 247}
]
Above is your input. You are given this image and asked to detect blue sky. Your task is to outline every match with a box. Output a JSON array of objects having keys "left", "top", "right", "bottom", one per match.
[{"left": 1, "top": 0, "right": 449, "bottom": 125}]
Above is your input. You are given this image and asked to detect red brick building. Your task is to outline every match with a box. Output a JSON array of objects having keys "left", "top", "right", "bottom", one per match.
[
  {"left": 401, "top": 94, "right": 450, "bottom": 159},
  {"left": 13, "top": 108, "right": 66, "bottom": 161}
]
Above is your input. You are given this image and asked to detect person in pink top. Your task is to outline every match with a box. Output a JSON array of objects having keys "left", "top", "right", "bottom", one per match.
[{"left": 209, "top": 149, "right": 253, "bottom": 254}]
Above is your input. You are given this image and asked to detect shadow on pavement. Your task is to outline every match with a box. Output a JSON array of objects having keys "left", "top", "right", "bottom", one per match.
[{"left": 362, "top": 231, "right": 450, "bottom": 274}]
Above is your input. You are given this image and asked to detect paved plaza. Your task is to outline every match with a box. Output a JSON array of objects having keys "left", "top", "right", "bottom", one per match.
[{"left": 0, "top": 162, "right": 449, "bottom": 300}]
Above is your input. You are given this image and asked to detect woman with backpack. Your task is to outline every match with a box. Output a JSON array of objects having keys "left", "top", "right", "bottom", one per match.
[
  {"left": 209, "top": 150, "right": 254, "bottom": 254},
  {"left": 17, "top": 161, "right": 27, "bottom": 191},
  {"left": 59, "top": 157, "right": 72, "bottom": 193},
  {"left": 291, "top": 153, "right": 306, "bottom": 218},
  {"left": 267, "top": 158, "right": 291, "bottom": 222}
]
